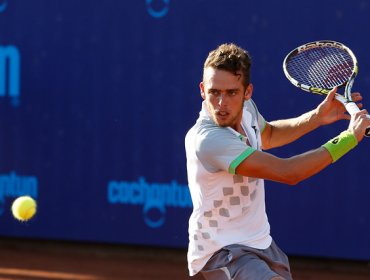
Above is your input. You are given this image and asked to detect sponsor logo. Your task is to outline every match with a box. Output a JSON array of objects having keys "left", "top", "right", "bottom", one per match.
[
  {"left": 0, "top": 45, "right": 21, "bottom": 106},
  {"left": 107, "top": 177, "right": 192, "bottom": 228},
  {"left": 0, "top": 171, "right": 39, "bottom": 215},
  {"left": 146, "top": 0, "right": 170, "bottom": 18},
  {"left": 298, "top": 41, "right": 343, "bottom": 53}
]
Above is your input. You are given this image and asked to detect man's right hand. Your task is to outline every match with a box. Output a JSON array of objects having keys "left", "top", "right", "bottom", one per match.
[{"left": 348, "top": 109, "right": 370, "bottom": 142}]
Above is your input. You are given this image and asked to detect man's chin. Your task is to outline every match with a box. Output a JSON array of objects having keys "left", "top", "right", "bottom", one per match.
[
  {"left": 214, "top": 119, "right": 230, "bottom": 127},
  {"left": 211, "top": 114, "right": 232, "bottom": 127}
]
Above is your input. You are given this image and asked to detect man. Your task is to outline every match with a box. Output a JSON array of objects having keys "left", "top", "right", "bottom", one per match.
[{"left": 185, "top": 43, "right": 370, "bottom": 280}]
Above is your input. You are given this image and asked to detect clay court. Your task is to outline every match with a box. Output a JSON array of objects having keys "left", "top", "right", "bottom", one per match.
[{"left": 0, "top": 238, "right": 369, "bottom": 280}]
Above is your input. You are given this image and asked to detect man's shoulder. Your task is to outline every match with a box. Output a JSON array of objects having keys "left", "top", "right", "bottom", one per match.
[
  {"left": 186, "top": 121, "right": 239, "bottom": 159},
  {"left": 186, "top": 118, "right": 231, "bottom": 141}
]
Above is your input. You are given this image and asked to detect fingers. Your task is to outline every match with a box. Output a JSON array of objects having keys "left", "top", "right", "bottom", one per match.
[
  {"left": 326, "top": 87, "right": 337, "bottom": 100},
  {"left": 354, "top": 108, "right": 368, "bottom": 116},
  {"left": 346, "top": 92, "right": 364, "bottom": 113},
  {"left": 353, "top": 109, "right": 370, "bottom": 130},
  {"left": 350, "top": 92, "right": 364, "bottom": 112},
  {"left": 350, "top": 92, "right": 363, "bottom": 102},
  {"left": 349, "top": 109, "right": 370, "bottom": 142}
]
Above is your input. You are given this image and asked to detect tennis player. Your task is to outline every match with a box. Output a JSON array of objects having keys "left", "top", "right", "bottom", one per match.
[{"left": 185, "top": 43, "right": 370, "bottom": 280}]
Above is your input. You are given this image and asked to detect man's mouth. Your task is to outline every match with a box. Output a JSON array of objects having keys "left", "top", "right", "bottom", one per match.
[{"left": 216, "top": 111, "right": 229, "bottom": 117}]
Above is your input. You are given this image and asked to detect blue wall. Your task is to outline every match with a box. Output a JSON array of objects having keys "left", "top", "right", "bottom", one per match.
[{"left": 0, "top": 0, "right": 369, "bottom": 261}]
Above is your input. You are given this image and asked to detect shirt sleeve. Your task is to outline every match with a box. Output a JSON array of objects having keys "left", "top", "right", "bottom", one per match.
[{"left": 195, "top": 127, "right": 256, "bottom": 174}]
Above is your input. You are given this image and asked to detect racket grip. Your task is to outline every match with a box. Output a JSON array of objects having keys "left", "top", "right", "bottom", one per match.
[
  {"left": 344, "top": 102, "right": 370, "bottom": 137},
  {"left": 344, "top": 101, "right": 360, "bottom": 115}
]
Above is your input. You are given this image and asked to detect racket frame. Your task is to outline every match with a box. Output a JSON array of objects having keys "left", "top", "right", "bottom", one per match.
[
  {"left": 283, "top": 40, "right": 358, "bottom": 99},
  {"left": 283, "top": 40, "right": 370, "bottom": 136}
]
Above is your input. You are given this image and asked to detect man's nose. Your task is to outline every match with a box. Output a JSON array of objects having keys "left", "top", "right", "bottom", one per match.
[{"left": 218, "top": 93, "right": 227, "bottom": 106}]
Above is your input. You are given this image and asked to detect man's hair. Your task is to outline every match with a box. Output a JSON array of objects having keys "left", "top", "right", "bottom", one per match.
[{"left": 203, "top": 43, "right": 252, "bottom": 87}]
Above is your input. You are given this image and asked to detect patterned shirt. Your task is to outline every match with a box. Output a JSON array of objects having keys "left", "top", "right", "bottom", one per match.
[{"left": 185, "top": 99, "right": 272, "bottom": 276}]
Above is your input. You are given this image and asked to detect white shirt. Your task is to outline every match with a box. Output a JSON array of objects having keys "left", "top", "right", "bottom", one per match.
[{"left": 185, "top": 99, "right": 272, "bottom": 276}]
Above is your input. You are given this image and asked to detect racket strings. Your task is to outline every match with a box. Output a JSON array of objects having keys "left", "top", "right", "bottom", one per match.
[{"left": 286, "top": 47, "right": 354, "bottom": 89}]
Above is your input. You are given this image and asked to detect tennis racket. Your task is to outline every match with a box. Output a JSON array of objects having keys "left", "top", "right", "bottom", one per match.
[{"left": 283, "top": 40, "right": 370, "bottom": 136}]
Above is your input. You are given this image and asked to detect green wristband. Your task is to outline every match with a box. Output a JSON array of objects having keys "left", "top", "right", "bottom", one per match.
[{"left": 322, "top": 131, "right": 358, "bottom": 162}]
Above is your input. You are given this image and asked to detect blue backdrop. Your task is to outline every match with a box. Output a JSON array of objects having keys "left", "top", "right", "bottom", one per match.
[{"left": 0, "top": 0, "right": 369, "bottom": 261}]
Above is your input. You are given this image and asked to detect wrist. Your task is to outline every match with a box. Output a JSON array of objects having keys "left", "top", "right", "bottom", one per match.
[
  {"left": 310, "top": 108, "right": 322, "bottom": 128},
  {"left": 322, "top": 130, "right": 358, "bottom": 162}
]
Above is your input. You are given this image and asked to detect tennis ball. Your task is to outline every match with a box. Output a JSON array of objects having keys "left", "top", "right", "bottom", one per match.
[{"left": 11, "top": 196, "right": 37, "bottom": 221}]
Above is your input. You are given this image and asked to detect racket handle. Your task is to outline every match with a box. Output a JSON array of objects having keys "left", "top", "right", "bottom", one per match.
[
  {"left": 344, "top": 102, "right": 370, "bottom": 137},
  {"left": 344, "top": 101, "right": 360, "bottom": 115}
]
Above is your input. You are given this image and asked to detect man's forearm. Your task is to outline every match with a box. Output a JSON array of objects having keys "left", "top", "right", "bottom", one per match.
[{"left": 262, "top": 109, "right": 321, "bottom": 149}]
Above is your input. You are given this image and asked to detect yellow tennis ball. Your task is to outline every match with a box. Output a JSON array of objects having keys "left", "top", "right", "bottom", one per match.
[{"left": 11, "top": 196, "right": 37, "bottom": 221}]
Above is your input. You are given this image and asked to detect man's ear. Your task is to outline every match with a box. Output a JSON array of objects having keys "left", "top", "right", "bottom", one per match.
[
  {"left": 244, "top": 83, "right": 253, "bottom": 100},
  {"left": 200, "top": 82, "right": 205, "bottom": 100}
]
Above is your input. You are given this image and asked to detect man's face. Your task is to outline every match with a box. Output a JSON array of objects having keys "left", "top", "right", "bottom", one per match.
[{"left": 200, "top": 67, "right": 252, "bottom": 129}]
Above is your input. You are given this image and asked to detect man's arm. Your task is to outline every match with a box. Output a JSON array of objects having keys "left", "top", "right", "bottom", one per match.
[
  {"left": 261, "top": 88, "right": 363, "bottom": 150},
  {"left": 236, "top": 147, "right": 331, "bottom": 185},
  {"left": 237, "top": 109, "right": 370, "bottom": 185},
  {"left": 261, "top": 109, "right": 320, "bottom": 150}
]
